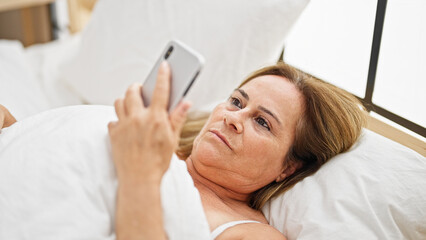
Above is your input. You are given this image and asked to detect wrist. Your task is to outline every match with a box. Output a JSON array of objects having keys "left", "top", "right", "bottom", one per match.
[
  {"left": 116, "top": 156, "right": 170, "bottom": 185},
  {"left": 118, "top": 181, "right": 162, "bottom": 203},
  {"left": 116, "top": 179, "right": 167, "bottom": 240},
  {"left": 118, "top": 173, "right": 163, "bottom": 190}
]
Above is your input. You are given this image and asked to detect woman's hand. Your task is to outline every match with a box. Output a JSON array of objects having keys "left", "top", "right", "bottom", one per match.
[
  {"left": 108, "top": 62, "right": 191, "bottom": 240},
  {"left": 108, "top": 61, "right": 191, "bottom": 183},
  {"left": 0, "top": 105, "right": 17, "bottom": 130}
]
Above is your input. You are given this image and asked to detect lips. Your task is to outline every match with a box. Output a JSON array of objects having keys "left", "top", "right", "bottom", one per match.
[{"left": 209, "top": 129, "right": 232, "bottom": 150}]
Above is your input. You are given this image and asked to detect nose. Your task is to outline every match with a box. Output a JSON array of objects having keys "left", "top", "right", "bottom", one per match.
[{"left": 224, "top": 112, "right": 243, "bottom": 133}]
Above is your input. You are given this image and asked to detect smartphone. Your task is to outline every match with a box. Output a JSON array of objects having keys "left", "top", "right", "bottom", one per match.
[{"left": 142, "top": 40, "right": 204, "bottom": 112}]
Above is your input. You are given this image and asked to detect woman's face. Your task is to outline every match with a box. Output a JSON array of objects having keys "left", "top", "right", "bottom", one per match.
[{"left": 190, "top": 75, "right": 305, "bottom": 194}]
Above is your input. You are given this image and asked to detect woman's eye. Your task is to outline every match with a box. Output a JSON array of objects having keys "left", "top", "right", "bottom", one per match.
[
  {"left": 256, "top": 117, "right": 270, "bottom": 131},
  {"left": 230, "top": 97, "right": 242, "bottom": 109}
]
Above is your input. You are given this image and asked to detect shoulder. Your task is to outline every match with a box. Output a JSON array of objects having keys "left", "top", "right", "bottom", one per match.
[{"left": 216, "top": 222, "right": 286, "bottom": 240}]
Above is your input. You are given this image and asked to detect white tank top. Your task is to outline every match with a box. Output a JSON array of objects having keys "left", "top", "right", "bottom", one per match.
[{"left": 210, "top": 220, "right": 261, "bottom": 239}]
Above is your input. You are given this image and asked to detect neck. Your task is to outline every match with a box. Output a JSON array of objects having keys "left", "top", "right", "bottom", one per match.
[{"left": 185, "top": 156, "right": 251, "bottom": 206}]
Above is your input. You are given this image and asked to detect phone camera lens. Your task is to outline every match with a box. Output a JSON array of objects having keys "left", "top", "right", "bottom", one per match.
[{"left": 164, "top": 46, "right": 174, "bottom": 59}]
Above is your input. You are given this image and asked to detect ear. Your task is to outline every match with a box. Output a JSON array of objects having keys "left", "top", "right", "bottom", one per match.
[{"left": 275, "top": 161, "right": 301, "bottom": 182}]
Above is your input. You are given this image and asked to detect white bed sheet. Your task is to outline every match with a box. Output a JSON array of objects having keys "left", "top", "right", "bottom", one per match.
[{"left": 0, "top": 105, "right": 210, "bottom": 240}]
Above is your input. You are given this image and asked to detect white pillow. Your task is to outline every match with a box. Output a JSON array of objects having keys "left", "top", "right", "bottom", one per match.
[
  {"left": 24, "top": 34, "right": 84, "bottom": 108},
  {"left": 60, "top": 0, "right": 309, "bottom": 110},
  {"left": 0, "top": 40, "right": 51, "bottom": 120},
  {"left": 262, "top": 129, "right": 426, "bottom": 240}
]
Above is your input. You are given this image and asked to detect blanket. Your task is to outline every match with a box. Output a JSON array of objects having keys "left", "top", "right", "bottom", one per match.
[{"left": 0, "top": 105, "right": 210, "bottom": 240}]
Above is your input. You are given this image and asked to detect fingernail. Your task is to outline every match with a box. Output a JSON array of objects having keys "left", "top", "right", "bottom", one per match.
[
  {"left": 182, "top": 101, "right": 192, "bottom": 113},
  {"left": 161, "top": 61, "right": 168, "bottom": 70}
]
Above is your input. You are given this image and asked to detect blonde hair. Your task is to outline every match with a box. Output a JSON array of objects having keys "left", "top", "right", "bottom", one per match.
[{"left": 176, "top": 62, "right": 367, "bottom": 210}]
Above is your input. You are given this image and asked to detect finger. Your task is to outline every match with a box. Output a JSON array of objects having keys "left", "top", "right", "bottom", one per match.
[
  {"left": 107, "top": 121, "right": 118, "bottom": 135},
  {"left": 108, "top": 121, "right": 117, "bottom": 129},
  {"left": 151, "top": 61, "right": 171, "bottom": 110},
  {"left": 124, "top": 83, "right": 144, "bottom": 116},
  {"left": 170, "top": 100, "right": 192, "bottom": 139},
  {"left": 114, "top": 98, "right": 126, "bottom": 120}
]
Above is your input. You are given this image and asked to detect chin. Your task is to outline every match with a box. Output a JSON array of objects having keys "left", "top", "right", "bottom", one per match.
[{"left": 191, "top": 139, "right": 224, "bottom": 166}]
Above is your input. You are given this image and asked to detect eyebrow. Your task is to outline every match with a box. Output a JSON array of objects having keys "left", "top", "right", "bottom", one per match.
[
  {"left": 234, "top": 88, "right": 282, "bottom": 126},
  {"left": 236, "top": 88, "right": 249, "bottom": 100},
  {"left": 258, "top": 106, "right": 282, "bottom": 126}
]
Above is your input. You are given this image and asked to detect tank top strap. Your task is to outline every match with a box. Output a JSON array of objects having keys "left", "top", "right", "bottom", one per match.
[{"left": 210, "top": 220, "right": 261, "bottom": 239}]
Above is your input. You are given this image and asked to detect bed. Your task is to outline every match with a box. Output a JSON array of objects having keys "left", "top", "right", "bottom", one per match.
[{"left": 0, "top": 0, "right": 425, "bottom": 239}]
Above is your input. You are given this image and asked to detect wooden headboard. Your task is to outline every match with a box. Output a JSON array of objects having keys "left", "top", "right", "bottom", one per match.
[
  {"left": 366, "top": 115, "right": 425, "bottom": 157},
  {"left": 67, "top": 0, "right": 97, "bottom": 33}
]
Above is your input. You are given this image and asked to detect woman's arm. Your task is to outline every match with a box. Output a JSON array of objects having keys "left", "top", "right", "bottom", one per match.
[
  {"left": 108, "top": 62, "right": 191, "bottom": 240},
  {"left": 0, "top": 104, "right": 17, "bottom": 130}
]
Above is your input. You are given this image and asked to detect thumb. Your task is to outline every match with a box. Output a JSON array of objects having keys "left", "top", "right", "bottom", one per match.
[{"left": 170, "top": 100, "right": 192, "bottom": 139}]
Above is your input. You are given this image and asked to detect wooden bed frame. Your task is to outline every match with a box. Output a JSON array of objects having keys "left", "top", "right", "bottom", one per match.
[
  {"left": 366, "top": 115, "right": 425, "bottom": 156},
  {"left": 67, "top": 0, "right": 97, "bottom": 33}
]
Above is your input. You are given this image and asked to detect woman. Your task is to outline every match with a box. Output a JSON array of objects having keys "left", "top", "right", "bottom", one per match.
[
  {"left": 1, "top": 62, "right": 366, "bottom": 239},
  {"left": 107, "top": 61, "right": 366, "bottom": 239}
]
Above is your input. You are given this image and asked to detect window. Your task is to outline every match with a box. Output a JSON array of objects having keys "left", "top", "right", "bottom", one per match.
[{"left": 283, "top": 0, "right": 425, "bottom": 138}]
